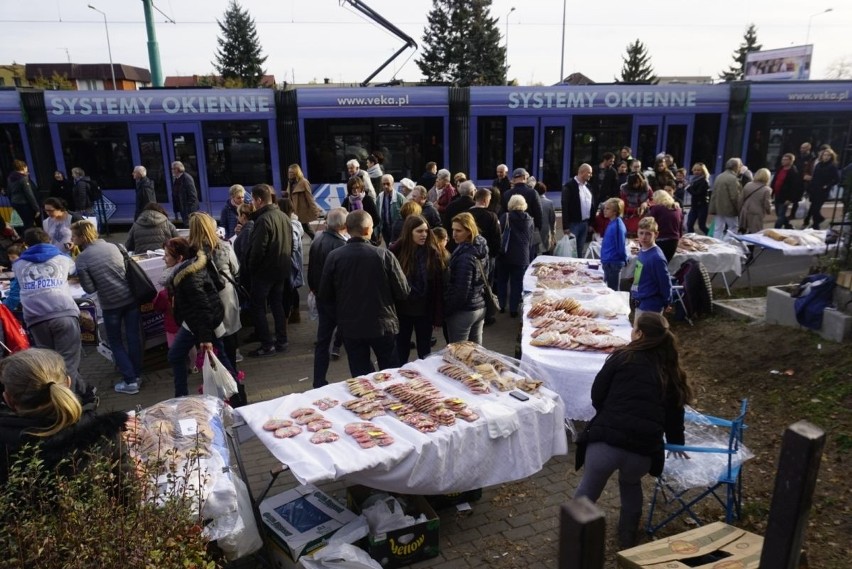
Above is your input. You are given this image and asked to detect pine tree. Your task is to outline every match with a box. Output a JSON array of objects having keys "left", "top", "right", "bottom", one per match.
[
  {"left": 616, "top": 40, "right": 657, "bottom": 84},
  {"left": 213, "top": 0, "right": 268, "bottom": 88},
  {"left": 416, "top": 0, "right": 506, "bottom": 86},
  {"left": 719, "top": 24, "right": 761, "bottom": 82}
]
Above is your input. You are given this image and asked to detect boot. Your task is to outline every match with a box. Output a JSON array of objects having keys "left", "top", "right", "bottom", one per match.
[{"left": 617, "top": 511, "right": 642, "bottom": 550}]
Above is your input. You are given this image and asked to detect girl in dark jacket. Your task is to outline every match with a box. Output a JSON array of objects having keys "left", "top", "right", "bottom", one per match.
[
  {"left": 802, "top": 148, "right": 840, "bottom": 229},
  {"left": 390, "top": 214, "right": 447, "bottom": 364},
  {"left": 445, "top": 212, "right": 488, "bottom": 344},
  {"left": 686, "top": 162, "right": 711, "bottom": 234},
  {"left": 166, "top": 243, "right": 235, "bottom": 397},
  {"left": 496, "top": 194, "right": 534, "bottom": 317},
  {"left": 0, "top": 349, "right": 130, "bottom": 486},
  {"left": 574, "top": 312, "right": 693, "bottom": 549}
]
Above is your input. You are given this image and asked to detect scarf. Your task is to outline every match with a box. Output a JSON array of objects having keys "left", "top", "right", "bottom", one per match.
[{"left": 350, "top": 194, "right": 364, "bottom": 211}]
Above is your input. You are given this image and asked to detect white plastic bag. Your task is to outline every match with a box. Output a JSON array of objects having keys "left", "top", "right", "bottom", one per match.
[
  {"left": 216, "top": 476, "right": 264, "bottom": 560},
  {"left": 307, "top": 290, "right": 319, "bottom": 321},
  {"left": 299, "top": 543, "right": 383, "bottom": 569},
  {"left": 203, "top": 351, "right": 238, "bottom": 399},
  {"left": 553, "top": 234, "right": 578, "bottom": 258},
  {"left": 362, "top": 495, "right": 418, "bottom": 535}
]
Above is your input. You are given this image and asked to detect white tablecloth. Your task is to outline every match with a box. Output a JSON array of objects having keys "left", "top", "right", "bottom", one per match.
[
  {"left": 735, "top": 229, "right": 832, "bottom": 256},
  {"left": 519, "top": 257, "right": 632, "bottom": 420},
  {"left": 587, "top": 235, "right": 746, "bottom": 276},
  {"left": 234, "top": 355, "right": 568, "bottom": 494}
]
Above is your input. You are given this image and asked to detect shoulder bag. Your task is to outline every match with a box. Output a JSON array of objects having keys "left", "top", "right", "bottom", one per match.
[
  {"left": 475, "top": 258, "right": 499, "bottom": 319},
  {"left": 117, "top": 245, "right": 157, "bottom": 305}
]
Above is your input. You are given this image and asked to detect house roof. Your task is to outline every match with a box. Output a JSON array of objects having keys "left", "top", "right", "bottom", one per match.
[
  {"left": 25, "top": 63, "right": 151, "bottom": 82},
  {"left": 164, "top": 74, "right": 277, "bottom": 88}
]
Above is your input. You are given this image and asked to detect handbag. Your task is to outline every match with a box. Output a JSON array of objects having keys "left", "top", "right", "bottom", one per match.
[
  {"left": 117, "top": 245, "right": 157, "bottom": 305},
  {"left": 202, "top": 350, "right": 239, "bottom": 400},
  {"left": 476, "top": 258, "right": 499, "bottom": 319}
]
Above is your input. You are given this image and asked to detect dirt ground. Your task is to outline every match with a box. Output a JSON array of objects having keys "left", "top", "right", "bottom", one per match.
[{"left": 658, "top": 315, "right": 852, "bottom": 569}]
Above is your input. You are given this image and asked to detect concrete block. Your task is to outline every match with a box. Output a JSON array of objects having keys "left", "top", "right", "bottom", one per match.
[
  {"left": 765, "top": 286, "right": 799, "bottom": 327},
  {"left": 820, "top": 309, "right": 852, "bottom": 343}
]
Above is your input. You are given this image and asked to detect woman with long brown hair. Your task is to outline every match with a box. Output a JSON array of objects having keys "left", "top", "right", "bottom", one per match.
[
  {"left": 574, "top": 312, "right": 692, "bottom": 549},
  {"left": 390, "top": 214, "right": 447, "bottom": 364},
  {"left": 286, "top": 164, "right": 322, "bottom": 239}
]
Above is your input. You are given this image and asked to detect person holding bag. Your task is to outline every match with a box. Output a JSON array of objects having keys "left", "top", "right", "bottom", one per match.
[
  {"left": 574, "top": 312, "right": 693, "bottom": 549},
  {"left": 739, "top": 168, "right": 772, "bottom": 234},
  {"left": 72, "top": 220, "right": 143, "bottom": 395},
  {"left": 496, "top": 195, "right": 534, "bottom": 318},
  {"left": 444, "top": 213, "right": 488, "bottom": 344}
]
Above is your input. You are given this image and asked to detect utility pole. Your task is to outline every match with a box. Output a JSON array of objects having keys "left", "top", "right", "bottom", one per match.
[{"left": 142, "top": 0, "right": 164, "bottom": 87}]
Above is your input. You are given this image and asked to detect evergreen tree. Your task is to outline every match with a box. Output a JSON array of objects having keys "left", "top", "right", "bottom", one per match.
[
  {"left": 720, "top": 24, "right": 761, "bottom": 82},
  {"left": 416, "top": 0, "right": 506, "bottom": 86},
  {"left": 213, "top": 0, "right": 267, "bottom": 88},
  {"left": 616, "top": 39, "right": 657, "bottom": 84}
]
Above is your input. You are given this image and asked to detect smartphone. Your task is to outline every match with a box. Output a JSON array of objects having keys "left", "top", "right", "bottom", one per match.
[{"left": 509, "top": 390, "right": 529, "bottom": 402}]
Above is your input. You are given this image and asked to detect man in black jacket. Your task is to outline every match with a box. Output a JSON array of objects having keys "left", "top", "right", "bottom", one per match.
[
  {"left": 132, "top": 165, "right": 156, "bottom": 220},
  {"left": 469, "top": 188, "right": 501, "bottom": 283},
  {"left": 442, "top": 181, "right": 477, "bottom": 251},
  {"left": 248, "top": 183, "right": 293, "bottom": 357},
  {"left": 319, "top": 210, "right": 410, "bottom": 376},
  {"left": 492, "top": 164, "right": 511, "bottom": 195},
  {"left": 501, "top": 168, "right": 543, "bottom": 232},
  {"left": 408, "top": 186, "right": 441, "bottom": 229},
  {"left": 308, "top": 207, "right": 348, "bottom": 388},
  {"left": 592, "top": 152, "right": 620, "bottom": 202},
  {"left": 171, "top": 161, "right": 199, "bottom": 225},
  {"left": 561, "top": 163, "right": 596, "bottom": 258}
]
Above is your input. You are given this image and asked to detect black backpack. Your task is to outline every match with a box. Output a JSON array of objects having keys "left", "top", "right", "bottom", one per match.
[{"left": 87, "top": 179, "right": 103, "bottom": 202}]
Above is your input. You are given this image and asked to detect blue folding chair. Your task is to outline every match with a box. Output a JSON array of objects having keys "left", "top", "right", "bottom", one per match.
[{"left": 646, "top": 399, "right": 749, "bottom": 535}]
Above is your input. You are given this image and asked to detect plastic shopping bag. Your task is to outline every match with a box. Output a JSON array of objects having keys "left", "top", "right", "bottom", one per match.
[
  {"left": 202, "top": 351, "right": 239, "bottom": 400},
  {"left": 553, "top": 234, "right": 578, "bottom": 258},
  {"left": 307, "top": 290, "right": 319, "bottom": 321}
]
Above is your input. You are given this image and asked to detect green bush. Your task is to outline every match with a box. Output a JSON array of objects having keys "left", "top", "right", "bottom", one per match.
[{"left": 0, "top": 442, "right": 221, "bottom": 569}]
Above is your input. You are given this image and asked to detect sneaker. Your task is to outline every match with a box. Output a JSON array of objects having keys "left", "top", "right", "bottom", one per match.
[
  {"left": 114, "top": 381, "right": 140, "bottom": 395},
  {"left": 275, "top": 342, "right": 289, "bottom": 353},
  {"left": 330, "top": 347, "right": 340, "bottom": 360},
  {"left": 235, "top": 349, "right": 244, "bottom": 363},
  {"left": 250, "top": 346, "right": 277, "bottom": 358}
]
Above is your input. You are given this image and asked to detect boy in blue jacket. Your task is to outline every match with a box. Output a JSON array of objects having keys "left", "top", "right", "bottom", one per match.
[{"left": 630, "top": 217, "right": 671, "bottom": 320}]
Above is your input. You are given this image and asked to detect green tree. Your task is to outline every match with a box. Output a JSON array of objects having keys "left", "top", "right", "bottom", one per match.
[
  {"left": 31, "top": 71, "right": 75, "bottom": 90},
  {"left": 213, "top": 0, "right": 267, "bottom": 88},
  {"left": 416, "top": 0, "right": 506, "bottom": 86},
  {"left": 719, "top": 23, "right": 761, "bottom": 82},
  {"left": 616, "top": 39, "right": 657, "bottom": 84}
]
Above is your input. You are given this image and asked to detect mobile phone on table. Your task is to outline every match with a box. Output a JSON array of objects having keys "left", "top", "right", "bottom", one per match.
[{"left": 509, "top": 390, "right": 529, "bottom": 402}]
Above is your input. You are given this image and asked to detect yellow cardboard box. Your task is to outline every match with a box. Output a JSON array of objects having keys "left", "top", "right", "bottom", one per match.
[{"left": 617, "top": 522, "right": 763, "bottom": 569}]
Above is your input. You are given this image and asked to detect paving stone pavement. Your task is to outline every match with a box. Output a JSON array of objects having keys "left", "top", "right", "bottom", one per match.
[{"left": 85, "top": 230, "right": 630, "bottom": 568}]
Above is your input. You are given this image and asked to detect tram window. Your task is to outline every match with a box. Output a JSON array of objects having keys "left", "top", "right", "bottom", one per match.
[
  {"left": 746, "top": 112, "right": 852, "bottom": 171},
  {"left": 476, "top": 116, "right": 505, "bottom": 180},
  {"left": 58, "top": 123, "right": 132, "bottom": 190},
  {"left": 304, "top": 117, "right": 443, "bottom": 183},
  {"left": 202, "top": 121, "right": 272, "bottom": 187},
  {"left": 136, "top": 133, "right": 169, "bottom": 202},
  {"left": 691, "top": 114, "right": 720, "bottom": 171},
  {"left": 666, "top": 124, "right": 687, "bottom": 169},
  {"left": 0, "top": 123, "right": 26, "bottom": 189},
  {"left": 571, "top": 116, "right": 631, "bottom": 172}
]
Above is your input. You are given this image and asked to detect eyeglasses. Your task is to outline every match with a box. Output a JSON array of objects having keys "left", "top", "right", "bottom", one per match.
[{"left": 44, "top": 208, "right": 56, "bottom": 214}]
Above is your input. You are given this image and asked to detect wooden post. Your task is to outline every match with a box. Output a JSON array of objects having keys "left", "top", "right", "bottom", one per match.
[
  {"left": 759, "top": 420, "right": 826, "bottom": 569},
  {"left": 559, "top": 497, "right": 606, "bottom": 569}
]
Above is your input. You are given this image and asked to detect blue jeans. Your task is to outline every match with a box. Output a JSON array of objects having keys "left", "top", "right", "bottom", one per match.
[
  {"left": 496, "top": 261, "right": 526, "bottom": 314},
  {"left": 251, "top": 278, "right": 287, "bottom": 349},
  {"left": 343, "top": 334, "right": 398, "bottom": 377},
  {"left": 687, "top": 203, "right": 709, "bottom": 234},
  {"left": 774, "top": 199, "right": 792, "bottom": 229},
  {"left": 168, "top": 327, "right": 233, "bottom": 397},
  {"left": 102, "top": 303, "right": 142, "bottom": 384},
  {"left": 568, "top": 221, "right": 590, "bottom": 257},
  {"left": 602, "top": 262, "right": 625, "bottom": 291}
]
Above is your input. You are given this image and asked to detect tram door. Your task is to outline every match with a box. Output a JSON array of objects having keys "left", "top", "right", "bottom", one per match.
[
  {"left": 129, "top": 124, "right": 171, "bottom": 204},
  {"left": 632, "top": 116, "right": 694, "bottom": 170},
  {"left": 165, "top": 124, "right": 210, "bottom": 209},
  {"left": 507, "top": 117, "right": 571, "bottom": 191}
]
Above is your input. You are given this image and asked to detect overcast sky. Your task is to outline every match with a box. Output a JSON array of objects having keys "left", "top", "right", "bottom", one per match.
[{"left": 2, "top": 1, "right": 850, "bottom": 85}]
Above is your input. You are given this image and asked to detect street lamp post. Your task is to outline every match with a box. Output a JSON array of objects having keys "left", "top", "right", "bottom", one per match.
[
  {"left": 805, "top": 7, "right": 833, "bottom": 46},
  {"left": 505, "top": 7, "right": 516, "bottom": 85},
  {"left": 559, "top": 0, "right": 567, "bottom": 83},
  {"left": 88, "top": 4, "right": 117, "bottom": 90}
]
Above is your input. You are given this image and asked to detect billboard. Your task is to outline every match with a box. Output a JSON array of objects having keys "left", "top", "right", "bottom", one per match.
[{"left": 745, "top": 45, "right": 813, "bottom": 81}]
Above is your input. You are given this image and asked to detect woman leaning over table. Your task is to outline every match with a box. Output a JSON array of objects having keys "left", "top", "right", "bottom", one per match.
[
  {"left": 444, "top": 212, "right": 488, "bottom": 344},
  {"left": 0, "top": 349, "right": 131, "bottom": 486},
  {"left": 574, "top": 312, "right": 692, "bottom": 549},
  {"left": 72, "top": 220, "right": 142, "bottom": 395}
]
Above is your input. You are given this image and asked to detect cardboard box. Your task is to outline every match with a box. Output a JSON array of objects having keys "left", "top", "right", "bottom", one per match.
[
  {"left": 617, "top": 522, "right": 763, "bottom": 569},
  {"left": 260, "top": 484, "right": 362, "bottom": 565},
  {"left": 426, "top": 488, "right": 483, "bottom": 510},
  {"left": 837, "top": 271, "right": 852, "bottom": 290},
  {"left": 347, "top": 485, "right": 440, "bottom": 569}
]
